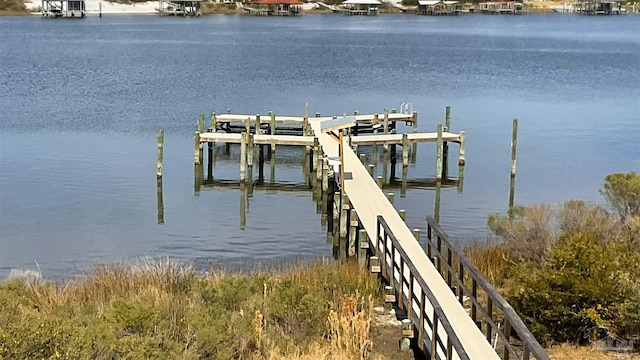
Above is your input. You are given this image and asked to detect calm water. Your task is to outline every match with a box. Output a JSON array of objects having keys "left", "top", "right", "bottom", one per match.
[{"left": 0, "top": 14, "right": 638, "bottom": 278}]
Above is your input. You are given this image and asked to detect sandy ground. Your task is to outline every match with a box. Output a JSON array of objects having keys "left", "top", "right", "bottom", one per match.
[
  {"left": 26, "top": 0, "right": 319, "bottom": 13},
  {"left": 25, "top": 0, "right": 159, "bottom": 13}
]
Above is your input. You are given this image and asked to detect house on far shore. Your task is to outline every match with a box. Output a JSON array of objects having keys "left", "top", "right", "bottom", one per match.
[
  {"left": 575, "top": 0, "right": 625, "bottom": 14},
  {"left": 157, "top": 0, "right": 202, "bottom": 16},
  {"left": 417, "top": 0, "right": 462, "bottom": 15},
  {"left": 478, "top": 1, "right": 524, "bottom": 14},
  {"left": 247, "top": 0, "right": 303, "bottom": 15},
  {"left": 42, "top": 0, "right": 85, "bottom": 18},
  {"left": 341, "top": 0, "right": 381, "bottom": 15}
]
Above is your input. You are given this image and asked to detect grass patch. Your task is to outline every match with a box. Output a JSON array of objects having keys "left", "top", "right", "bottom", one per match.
[{"left": 0, "top": 259, "right": 384, "bottom": 359}]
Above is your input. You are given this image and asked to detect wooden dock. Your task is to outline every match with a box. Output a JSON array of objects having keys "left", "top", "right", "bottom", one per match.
[{"left": 157, "top": 107, "right": 546, "bottom": 359}]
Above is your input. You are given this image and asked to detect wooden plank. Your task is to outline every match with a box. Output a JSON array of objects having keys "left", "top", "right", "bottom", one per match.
[
  {"left": 350, "top": 132, "right": 461, "bottom": 145},
  {"left": 199, "top": 133, "right": 315, "bottom": 146},
  {"left": 309, "top": 118, "right": 499, "bottom": 359},
  {"left": 212, "top": 112, "right": 414, "bottom": 124}
]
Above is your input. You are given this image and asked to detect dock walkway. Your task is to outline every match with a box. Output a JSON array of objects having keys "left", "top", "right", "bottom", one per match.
[{"left": 310, "top": 118, "right": 500, "bottom": 358}]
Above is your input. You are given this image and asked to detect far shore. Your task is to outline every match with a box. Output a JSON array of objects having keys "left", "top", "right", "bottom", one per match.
[{"left": 0, "top": 0, "right": 584, "bottom": 16}]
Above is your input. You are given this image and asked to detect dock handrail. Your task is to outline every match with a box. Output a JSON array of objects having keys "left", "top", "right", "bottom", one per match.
[
  {"left": 376, "top": 215, "right": 471, "bottom": 360},
  {"left": 425, "top": 216, "right": 549, "bottom": 360}
]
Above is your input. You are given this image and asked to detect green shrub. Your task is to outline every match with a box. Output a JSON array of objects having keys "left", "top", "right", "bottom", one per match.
[
  {"left": 506, "top": 233, "right": 640, "bottom": 345},
  {"left": 600, "top": 171, "right": 640, "bottom": 222}
]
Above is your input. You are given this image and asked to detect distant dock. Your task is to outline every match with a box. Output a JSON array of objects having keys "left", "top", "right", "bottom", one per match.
[{"left": 41, "top": 0, "right": 86, "bottom": 18}]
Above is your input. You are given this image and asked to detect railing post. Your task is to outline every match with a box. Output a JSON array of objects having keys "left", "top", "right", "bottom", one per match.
[
  {"left": 397, "top": 255, "right": 404, "bottom": 311},
  {"left": 430, "top": 310, "right": 439, "bottom": 360},
  {"left": 408, "top": 272, "right": 414, "bottom": 321},
  {"left": 503, "top": 319, "right": 512, "bottom": 360},
  {"left": 418, "top": 291, "right": 426, "bottom": 349},
  {"left": 471, "top": 279, "right": 478, "bottom": 323},
  {"left": 486, "top": 298, "right": 494, "bottom": 342},
  {"left": 458, "top": 262, "right": 464, "bottom": 303},
  {"left": 447, "top": 247, "right": 453, "bottom": 288}
]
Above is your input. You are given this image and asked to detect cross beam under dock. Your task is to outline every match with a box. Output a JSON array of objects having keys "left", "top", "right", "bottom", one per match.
[{"left": 198, "top": 132, "right": 462, "bottom": 146}]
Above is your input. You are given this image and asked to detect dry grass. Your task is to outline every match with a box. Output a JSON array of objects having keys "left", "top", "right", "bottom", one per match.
[
  {"left": 548, "top": 344, "right": 640, "bottom": 359},
  {"left": 463, "top": 240, "right": 512, "bottom": 286},
  {"left": 1, "top": 259, "right": 384, "bottom": 360},
  {"left": 327, "top": 292, "right": 374, "bottom": 359}
]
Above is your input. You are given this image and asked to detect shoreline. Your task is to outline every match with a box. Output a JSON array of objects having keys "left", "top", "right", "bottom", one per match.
[{"left": 1, "top": 0, "right": 614, "bottom": 16}]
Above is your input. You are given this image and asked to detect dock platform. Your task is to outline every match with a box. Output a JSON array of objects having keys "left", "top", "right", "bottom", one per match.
[{"left": 155, "top": 107, "right": 548, "bottom": 360}]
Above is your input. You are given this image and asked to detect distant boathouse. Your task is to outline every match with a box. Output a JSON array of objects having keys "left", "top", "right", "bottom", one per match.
[{"left": 41, "top": 0, "right": 85, "bottom": 18}]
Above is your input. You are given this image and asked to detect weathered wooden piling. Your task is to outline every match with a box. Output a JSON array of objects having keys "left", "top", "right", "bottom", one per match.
[
  {"left": 387, "top": 192, "right": 394, "bottom": 205},
  {"left": 240, "top": 132, "right": 247, "bottom": 182},
  {"left": 443, "top": 106, "right": 451, "bottom": 179},
  {"left": 509, "top": 173, "right": 516, "bottom": 209},
  {"left": 194, "top": 164, "right": 203, "bottom": 195},
  {"left": 400, "top": 319, "right": 413, "bottom": 351},
  {"left": 411, "top": 111, "right": 418, "bottom": 163},
  {"left": 398, "top": 209, "right": 406, "bottom": 221},
  {"left": 207, "top": 129, "right": 213, "bottom": 180},
  {"left": 194, "top": 131, "right": 201, "bottom": 165},
  {"left": 270, "top": 111, "right": 276, "bottom": 152},
  {"left": 210, "top": 112, "right": 217, "bottom": 132},
  {"left": 511, "top": 118, "right": 518, "bottom": 177},
  {"left": 311, "top": 137, "right": 319, "bottom": 173},
  {"left": 327, "top": 173, "right": 335, "bottom": 230},
  {"left": 339, "top": 196, "right": 350, "bottom": 240},
  {"left": 412, "top": 229, "right": 420, "bottom": 242},
  {"left": 258, "top": 144, "right": 265, "bottom": 180},
  {"left": 369, "top": 256, "right": 381, "bottom": 273},
  {"left": 198, "top": 113, "right": 204, "bottom": 133},
  {"left": 458, "top": 131, "right": 465, "bottom": 166},
  {"left": 358, "top": 229, "right": 368, "bottom": 269},
  {"left": 509, "top": 119, "right": 518, "bottom": 209},
  {"left": 401, "top": 133, "right": 409, "bottom": 168},
  {"left": 348, "top": 209, "right": 358, "bottom": 257},
  {"left": 434, "top": 179, "right": 442, "bottom": 223},
  {"left": 376, "top": 176, "right": 383, "bottom": 189},
  {"left": 240, "top": 183, "right": 246, "bottom": 230},
  {"left": 401, "top": 165, "right": 408, "bottom": 198},
  {"left": 316, "top": 146, "right": 323, "bottom": 182},
  {"left": 390, "top": 129, "right": 397, "bottom": 180},
  {"left": 247, "top": 134, "right": 254, "bottom": 168},
  {"left": 157, "top": 177, "right": 164, "bottom": 224},
  {"left": 156, "top": 129, "right": 164, "bottom": 178},
  {"left": 384, "top": 285, "right": 396, "bottom": 303},
  {"left": 322, "top": 160, "right": 328, "bottom": 192},
  {"left": 436, "top": 124, "right": 443, "bottom": 181},
  {"left": 359, "top": 153, "right": 366, "bottom": 164},
  {"left": 368, "top": 164, "right": 375, "bottom": 177}
]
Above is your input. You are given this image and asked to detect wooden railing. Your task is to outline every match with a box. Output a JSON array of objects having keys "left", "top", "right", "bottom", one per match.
[
  {"left": 376, "top": 215, "right": 471, "bottom": 360},
  {"left": 425, "top": 216, "right": 549, "bottom": 360}
]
